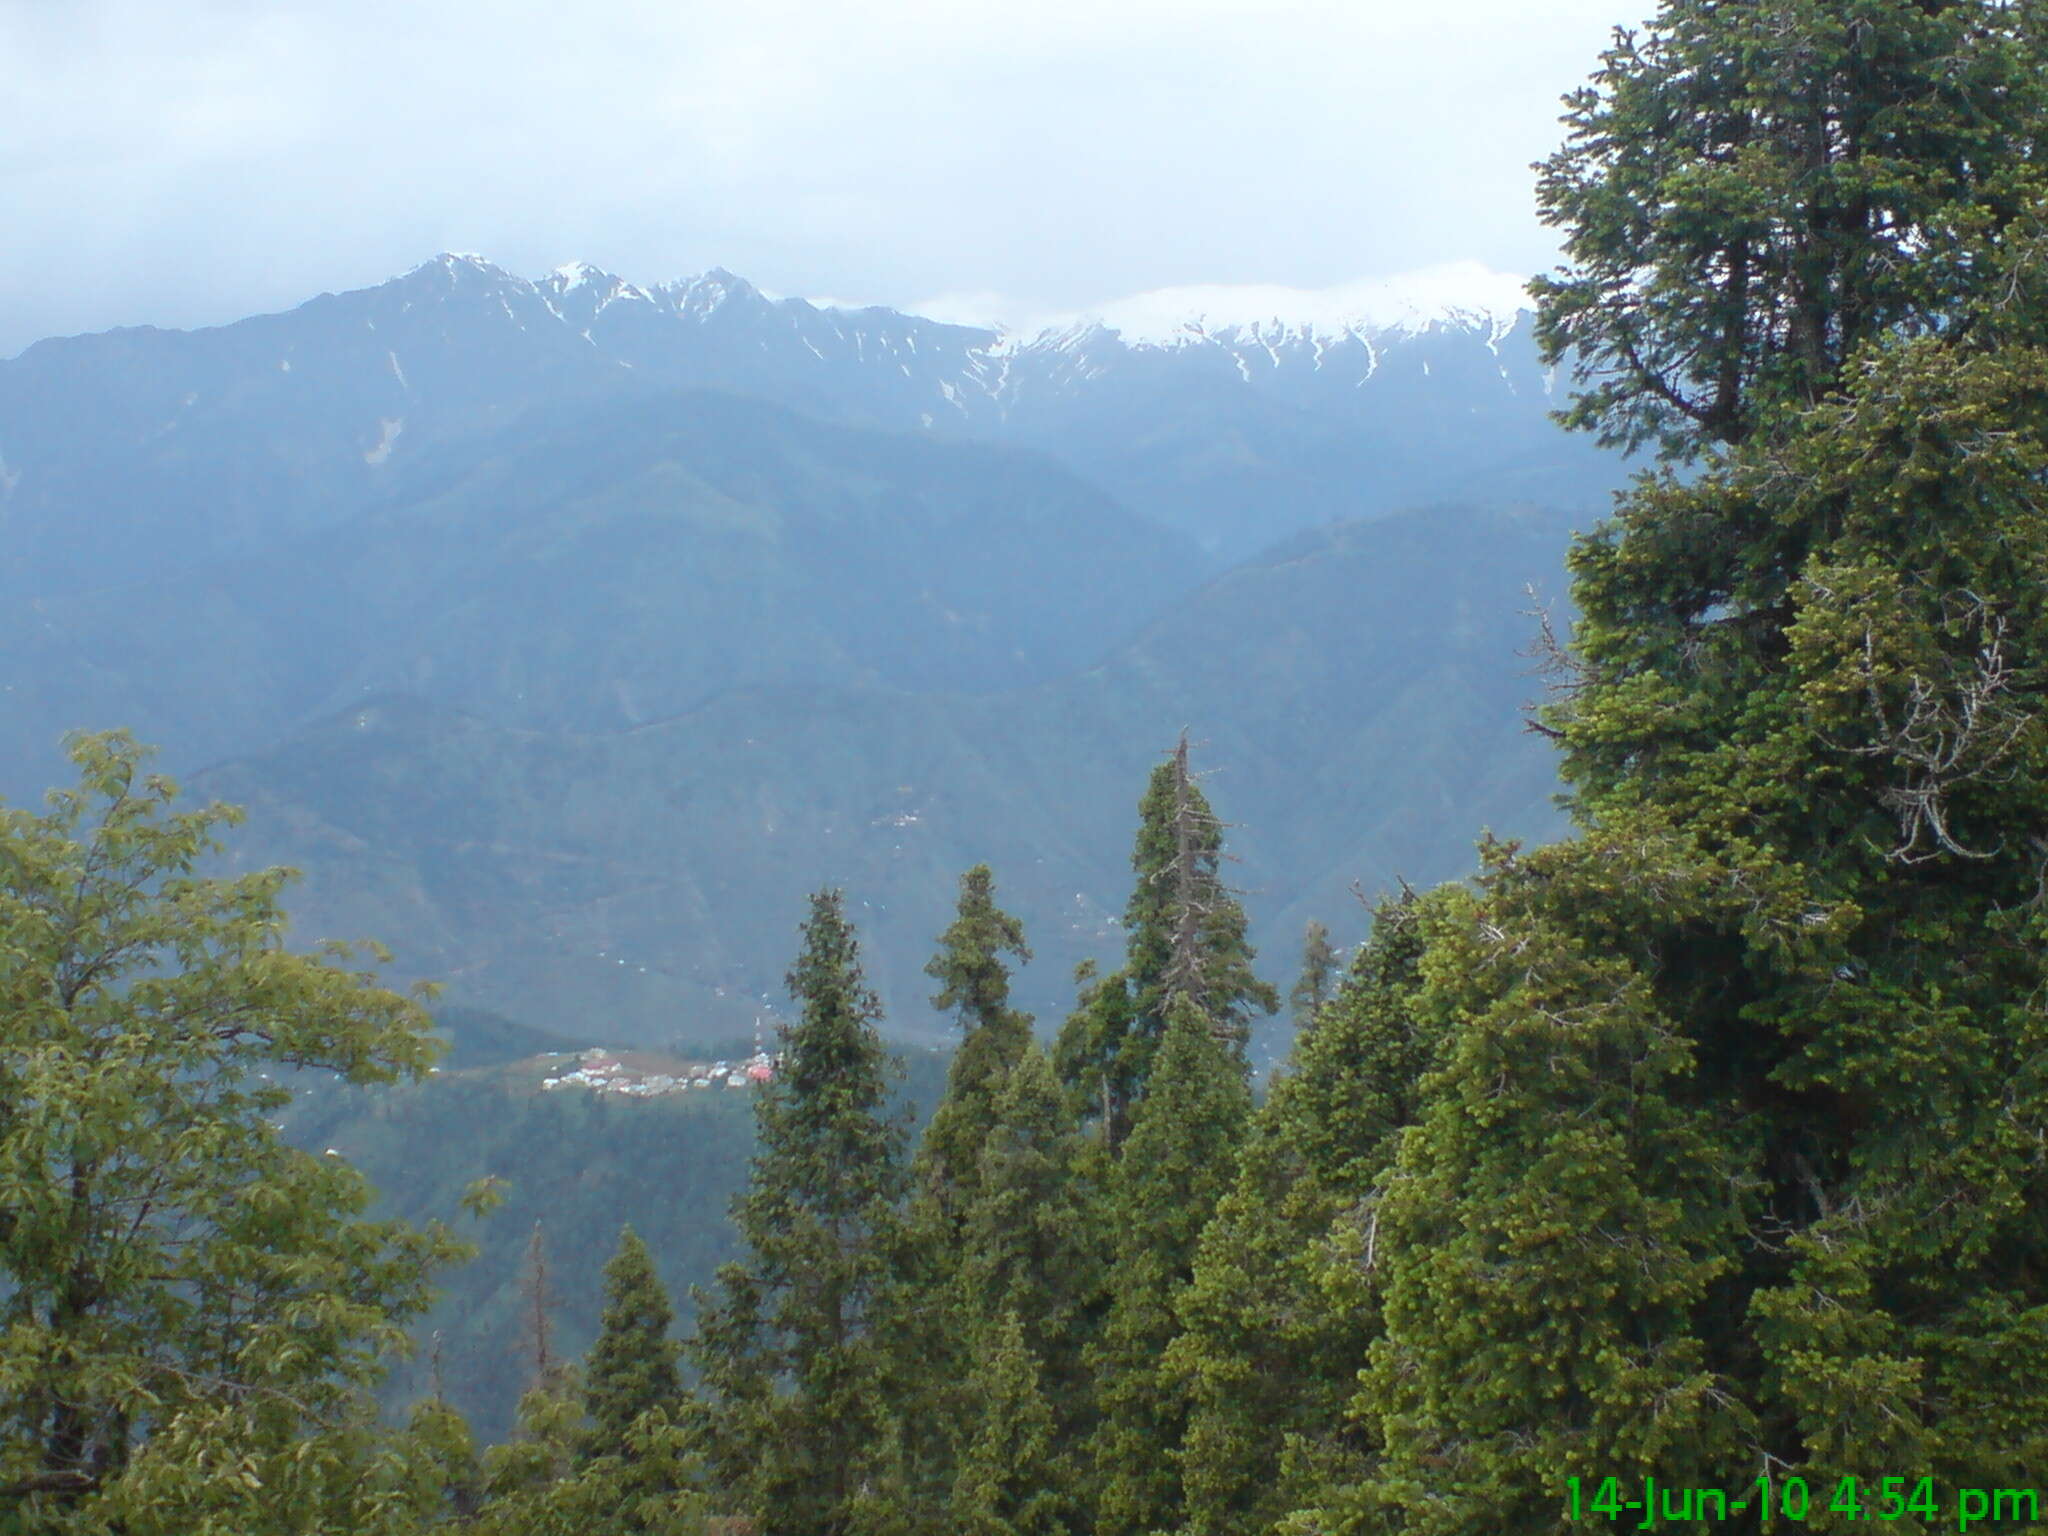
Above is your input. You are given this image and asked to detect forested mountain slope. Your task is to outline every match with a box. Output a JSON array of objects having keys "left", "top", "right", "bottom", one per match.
[
  {"left": 191, "top": 503, "right": 1574, "bottom": 1048},
  {"left": 1, "top": 257, "right": 1602, "bottom": 1054},
  {"left": 0, "top": 387, "right": 1203, "bottom": 787},
  {"left": 272, "top": 1027, "right": 953, "bottom": 1443}
]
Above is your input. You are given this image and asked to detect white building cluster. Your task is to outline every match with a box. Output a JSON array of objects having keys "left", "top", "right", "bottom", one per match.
[{"left": 538, "top": 1046, "right": 776, "bottom": 1097}]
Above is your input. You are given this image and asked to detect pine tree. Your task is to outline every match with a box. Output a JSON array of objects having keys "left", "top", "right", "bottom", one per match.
[
  {"left": 949, "top": 1311, "right": 1068, "bottom": 1536},
  {"left": 1338, "top": 2, "right": 2048, "bottom": 1525},
  {"left": 683, "top": 1265, "right": 771, "bottom": 1510},
  {"left": 956, "top": 1043, "right": 1106, "bottom": 1466},
  {"left": 1286, "top": 918, "right": 1338, "bottom": 1024},
  {"left": 889, "top": 865, "right": 1038, "bottom": 1528},
  {"left": 478, "top": 1385, "right": 707, "bottom": 1536},
  {"left": 518, "top": 1221, "right": 565, "bottom": 1393},
  {"left": 686, "top": 890, "right": 910, "bottom": 1536},
  {"left": 1167, "top": 892, "right": 1442, "bottom": 1536},
  {"left": 1349, "top": 838, "right": 1754, "bottom": 1531},
  {"left": 584, "top": 1225, "right": 685, "bottom": 1455},
  {"left": 1050, "top": 957, "right": 1138, "bottom": 1143},
  {"left": 915, "top": 863, "right": 1035, "bottom": 1229},
  {"left": 1055, "top": 737, "right": 1275, "bottom": 1146},
  {"left": 1087, "top": 996, "right": 1251, "bottom": 1536}
]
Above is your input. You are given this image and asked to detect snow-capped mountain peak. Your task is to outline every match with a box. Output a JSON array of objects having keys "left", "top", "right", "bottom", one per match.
[
  {"left": 994, "top": 262, "right": 1532, "bottom": 354},
  {"left": 546, "top": 260, "right": 610, "bottom": 292},
  {"left": 656, "top": 268, "right": 766, "bottom": 319},
  {"left": 411, "top": 252, "right": 519, "bottom": 284}
]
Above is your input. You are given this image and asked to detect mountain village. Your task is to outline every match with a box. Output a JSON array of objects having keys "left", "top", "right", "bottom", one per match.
[{"left": 538, "top": 1044, "right": 778, "bottom": 1097}]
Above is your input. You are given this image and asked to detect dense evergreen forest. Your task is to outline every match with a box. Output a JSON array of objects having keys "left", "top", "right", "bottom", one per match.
[{"left": 8, "top": 0, "right": 2048, "bottom": 1530}]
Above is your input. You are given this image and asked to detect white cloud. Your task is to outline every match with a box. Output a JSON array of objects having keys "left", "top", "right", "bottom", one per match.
[{"left": 0, "top": 0, "right": 1647, "bottom": 355}]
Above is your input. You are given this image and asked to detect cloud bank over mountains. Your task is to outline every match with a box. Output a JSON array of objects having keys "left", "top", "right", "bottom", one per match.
[{"left": 3, "top": 0, "right": 1634, "bottom": 358}]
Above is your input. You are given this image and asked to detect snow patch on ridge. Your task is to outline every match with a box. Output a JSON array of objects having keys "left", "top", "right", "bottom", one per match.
[
  {"left": 366, "top": 253, "right": 1524, "bottom": 360},
  {"left": 982, "top": 262, "right": 1533, "bottom": 355}
]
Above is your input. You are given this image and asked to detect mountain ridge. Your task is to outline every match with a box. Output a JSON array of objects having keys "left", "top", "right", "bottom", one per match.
[{"left": 0, "top": 250, "right": 1615, "bottom": 580}]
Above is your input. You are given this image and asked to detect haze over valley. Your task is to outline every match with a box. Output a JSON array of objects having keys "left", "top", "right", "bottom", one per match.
[{"left": 1, "top": 253, "right": 1613, "bottom": 1050}]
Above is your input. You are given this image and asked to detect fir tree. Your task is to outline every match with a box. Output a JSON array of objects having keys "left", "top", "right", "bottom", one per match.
[
  {"left": 584, "top": 1225, "right": 685, "bottom": 1456},
  {"left": 1335, "top": 2, "right": 2048, "bottom": 1525},
  {"left": 686, "top": 890, "right": 910, "bottom": 1536},
  {"left": 956, "top": 1043, "right": 1106, "bottom": 1467},
  {"left": 1087, "top": 996, "right": 1251, "bottom": 1536},
  {"left": 915, "top": 863, "right": 1035, "bottom": 1229},
  {"left": 1056, "top": 738, "right": 1275, "bottom": 1146},
  {"left": 1167, "top": 892, "right": 1442, "bottom": 1536},
  {"left": 683, "top": 1265, "right": 771, "bottom": 1510},
  {"left": 889, "top": 865, "right": 1037, "bottom": 1528},
  {"left": 1348, "top": 837, "right": 1755, "bottom": 1530},
  {"left": 949, "top": 1312, "right": 1068, "bottom": 1536},
  {"left": 479, "top": 1382, "right": 707, "bottom": 1536},
  {"left": 1286, "top": 918, "right": 1339, "bottom": 1024},
  {"left": 1050, "top": 957, "right": 1139, "bottom": 1144}
]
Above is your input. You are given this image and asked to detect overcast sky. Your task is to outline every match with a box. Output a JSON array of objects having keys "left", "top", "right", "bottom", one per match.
[{"left": 2, "top": 0, "right": 1647, "bottom": 358}]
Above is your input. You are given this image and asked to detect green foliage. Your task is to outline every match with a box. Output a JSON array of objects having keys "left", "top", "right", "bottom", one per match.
[
  {"left": 0, "top": 731, "right": 468, "bottom": 1532},
  {"left": 949, "top": 1312, "right": 1068, "bottom": 1536},
  {"left": 584, "top": 1226, "right": 686, "bottom": 1456},
  {"left": 1354, "top": 831, "right": 1765, "bottom": 1530},
  {"left": 1056, "top": 744, "right": 1276, "bottom": 1146},
  {"left": 26, "top": 10, "right": 2048, "bottom": 1527},
  {"left": 956, "top": 1044, "right": 1105, "bottom": 1418},
  {"left": 1532, "top": 0, "right": 2048, "bottom": 456},
  {"left": 689, "top": 890, "right": 911, "bottom": 1536},
  {"left": 1168, "top": 892, "right": 1442, "bottom": 1536},
  {"left": 925, "top": 864, "right": 1034, "bottom": 1030},
  {"left": 476, "top": 1375, "right": 707, "bottom": 1536},
  {"left": 1314, "top": 3, "right": 2048, "bottom": 1526},
  {"left": 911, "top": 1039, "right": 1110, "bottom": 1534},
  {"left": 477, "top": 1369, "right": 586, "bottom": 1519},
  {"left": 915, "top": 864, "right": 1036, "bottom": 1230},
  {"left": 1286, "top": 918, "right": 1338, "bottom": 1023},
  {"left": 1088, "top": 996, "right": 1251, "bottom": 1536},
  {"left": 889, "top": 866, "right": 1042, "bottom": 1526}
]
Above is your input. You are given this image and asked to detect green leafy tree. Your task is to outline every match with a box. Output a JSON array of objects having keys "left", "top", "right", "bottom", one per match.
[
  {"left": 0, "top": 731, "right": 471, "bottom": 1535},
  {"left": 584, "top": 1225, "right": 686, "bottom": 1456},
  {"left": 1087, "top": 996, "right": 1251, "bottom": 1536},
  {"left": 686, "top": 890, "right": 910, "bottom": 1536},
  {"left": 1532, "top": 0, "right": 2048, "bottom": 456}
]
